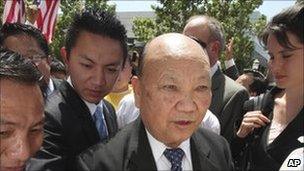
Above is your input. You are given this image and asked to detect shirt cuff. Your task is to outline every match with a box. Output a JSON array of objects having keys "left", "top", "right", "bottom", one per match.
[{"left": 224, "top": 58, "right": 235, "bottom": 68}]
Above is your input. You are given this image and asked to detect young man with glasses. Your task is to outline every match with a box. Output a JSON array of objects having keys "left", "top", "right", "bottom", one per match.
[{"left": 0, "top": 23, "right": 61, "bottom": 98}]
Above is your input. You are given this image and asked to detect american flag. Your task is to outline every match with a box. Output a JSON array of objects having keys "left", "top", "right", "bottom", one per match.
[
  {"left": 2, "top": 0, "right": 61, "bottom": 43},
  {"left": 2, "top": 0, "right": 26, "bottom": 24},
  {"left": 35, "top": 0, "right": 61, "bottom": 43}
]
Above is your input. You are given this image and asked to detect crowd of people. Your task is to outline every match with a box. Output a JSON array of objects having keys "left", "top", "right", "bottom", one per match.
[{"left": 0, "top": 2, "right": 303, "bottom": 171}]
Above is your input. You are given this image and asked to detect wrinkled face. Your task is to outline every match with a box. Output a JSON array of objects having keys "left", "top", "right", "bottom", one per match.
[
  {"left": 0, "top": 79, "right": 44, "bottom": 171},
  {"left": 64, "top": 31, "right": 124, "bottom": 104},
  {"left": 133, "top": 41, "right": 211, "bottom": 148},
  {"left": 3, "top": 35, "right": 50, "bottom": 85},
  {"left": 267, "top": 33, "right": 303, "bottom": 89}
]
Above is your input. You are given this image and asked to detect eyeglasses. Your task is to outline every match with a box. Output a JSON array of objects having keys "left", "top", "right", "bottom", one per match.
[{"left": 188, "top": 36, "right": 207, "bottom": 49}]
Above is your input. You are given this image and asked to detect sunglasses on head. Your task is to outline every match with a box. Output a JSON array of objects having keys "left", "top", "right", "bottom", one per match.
[{"left": 188, "top": 36, "right": 207, "bottom": 49}]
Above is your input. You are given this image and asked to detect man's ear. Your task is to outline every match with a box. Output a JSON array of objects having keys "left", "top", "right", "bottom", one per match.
[
  {"left": 210, "top": 40, "right": 221, "bottom": 55},
  {"left": 60, "top": 47, "right": 68, "bottom": 65},
  {"left": 131, "top": 76, "right": 141, "bottom": 108}
]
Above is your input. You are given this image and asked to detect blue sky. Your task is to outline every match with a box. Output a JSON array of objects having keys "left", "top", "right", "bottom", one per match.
[{"left": 108, "top": 0, "right": 296, "bottom": 20}]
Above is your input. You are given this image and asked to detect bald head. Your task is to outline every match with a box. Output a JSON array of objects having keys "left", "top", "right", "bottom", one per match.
[
  {"left": 138, "top": 33, "right": 210, "bottom": 77},
  {"left": 131, "top": 33, "right": 212, "bottom": 147},
  {"left": 183, "top": 15, "right": 225, "bottom": 67}
]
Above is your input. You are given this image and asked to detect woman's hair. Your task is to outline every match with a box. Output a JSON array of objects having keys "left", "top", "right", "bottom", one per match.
[{"left": 260, "top": 2, "right": 303, "bottom": 49}]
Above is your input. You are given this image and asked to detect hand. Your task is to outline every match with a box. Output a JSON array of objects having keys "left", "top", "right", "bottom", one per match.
[
  {"left": 225, "top": 38, "right": 234, "bottom": 60},
  {"left": 236, "top": 111, "right": 270, "bottom": 138}
]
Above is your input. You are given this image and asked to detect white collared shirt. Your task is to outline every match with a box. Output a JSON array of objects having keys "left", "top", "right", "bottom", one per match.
[
  {"left": 46, "top": 78, "right": 55, "bottom": 96},
  {"left": 210, "top": 63, "right": 219, "bottom": 77},
  {"left": 66, "top": 77, "right": 108, "bottom": 130},
  {"left": 224, "top": 58, "right": 236, "bottom": 69},
  {"left": 146, "top": 129, "right": 193, "bottom": 171}
]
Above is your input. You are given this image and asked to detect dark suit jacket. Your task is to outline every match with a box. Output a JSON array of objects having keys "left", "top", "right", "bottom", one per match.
[
  {"left": 77, "top": 118, "right": 234, "bottom": 171},
  {"left": 210, "top": 68, "right": 249, "bottom": 143},
  {"left": 224, "top": 65, "right": 239, "bottom": 81},
  {"left": 27, "top": 81, "right": 118, "bottom": 171}
]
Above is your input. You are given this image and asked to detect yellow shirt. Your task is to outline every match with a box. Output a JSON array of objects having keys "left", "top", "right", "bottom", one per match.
[{"left": 104, "top": 86, "right": 133, "bottom": 110}]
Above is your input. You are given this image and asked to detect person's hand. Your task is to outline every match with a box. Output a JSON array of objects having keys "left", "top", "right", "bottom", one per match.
[
  {"left": 236, "top": 111, "right": 270, "bottom": 138},
  {"left": 225, "top": 38, "right": 234, "bottom": 60}
]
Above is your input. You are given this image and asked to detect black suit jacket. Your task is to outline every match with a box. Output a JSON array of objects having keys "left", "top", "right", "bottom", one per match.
[
  {"left": 27, "top": 81, "right": 118, "bottom": 171},
  {"left": 210, "top": 68, "right": 249, "bottom": 143},
  {"left": 224, "top": 65, "right": 239, "bottom": 81},
  {"left": 77, "top": 118, "right": 234, "bottom": 171}
]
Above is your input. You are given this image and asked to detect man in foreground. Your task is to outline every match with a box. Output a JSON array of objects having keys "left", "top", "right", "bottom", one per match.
[
  {"left": 77, "top": 33, "right": 233, "bottom": 171},
  {"left": 0, "top": 49, "right": 44, "bottom": 171}
]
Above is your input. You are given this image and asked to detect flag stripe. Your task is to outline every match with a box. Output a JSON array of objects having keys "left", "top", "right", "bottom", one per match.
[{"left": 2, "top": 0, "right": 25, "bottom": 24}]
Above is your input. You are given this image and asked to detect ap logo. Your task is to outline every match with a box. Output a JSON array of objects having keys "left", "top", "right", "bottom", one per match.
[{"left": 287, "top": 159, "right": 301, "bottom": 167}]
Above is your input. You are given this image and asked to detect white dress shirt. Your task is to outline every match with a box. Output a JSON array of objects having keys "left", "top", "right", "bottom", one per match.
[
  {"left": 210, "top": 63, "right": 219, "bottom": 77},
  {"left": 45, "top": 78, "right": 55, "bottom": 96},
  {"left": 146, "top": 130, "right": 193, "bottom": 171}
]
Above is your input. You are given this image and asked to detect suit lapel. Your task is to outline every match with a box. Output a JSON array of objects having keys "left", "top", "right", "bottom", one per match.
[
  {"left": 127, "top": 119, "right": 157, "bottom": 171},
  {"left": 210, "top": 69, "right": 225, "bottom": 116},
  {"left": 59, "top": 81, "right": 100, "bottom": 144},
  {"left": 102, "top": 101, "right": 116, "bottom": 139},
  {"left": 191, "top": 132, "right": 219, "bottom": 171}
]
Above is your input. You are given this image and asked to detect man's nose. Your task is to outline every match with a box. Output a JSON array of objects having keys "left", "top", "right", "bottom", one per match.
[
  {"left": 92, "top": 68, "right": 106, "bottom": 87},
  {"left": 9, "top": 135, "right": 31, "bottom": 163},
  {"left": 176, "top": 93, "right": 197, "bottom": 113}
]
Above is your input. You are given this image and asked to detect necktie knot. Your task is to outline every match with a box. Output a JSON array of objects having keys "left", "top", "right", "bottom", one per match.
[{"left": 164, "top": 148, "right": 184, "bottom": 171}]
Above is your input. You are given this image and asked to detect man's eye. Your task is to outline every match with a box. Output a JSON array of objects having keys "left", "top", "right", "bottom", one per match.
[
  {"left": 81, "top": 63, "right": 91, "bottom": 68},
  {"left": 107, "top": 68, "right": 119, "bottom": 73},
  {"left": 282, "top": 54, "right": 292, "bottom": 59},
  {"left": 30, "top": 128, "right": 43, "bottom": 134},
  {"left": 163, "top": 85, "right": 177, "bottom": 91},
  {"left": 0, "top": 130, "right": 12, "bottom": 139},
  {"left": 196, "top": 85, "right": 208, "bottom": 92}
]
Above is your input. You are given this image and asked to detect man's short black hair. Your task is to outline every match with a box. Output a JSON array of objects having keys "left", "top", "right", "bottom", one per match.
[
  {"left": 0, "top": 23, "right": 49, "bottom": 56},
  {"left": 65, "top": 8, "right": 128, "bottom": 64},
  {"left": 0, "top": 48, "right": 42, "bottom": 84}
]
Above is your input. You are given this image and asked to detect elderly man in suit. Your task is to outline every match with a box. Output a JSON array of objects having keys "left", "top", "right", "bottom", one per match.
[
  {"left": 77, "top": 33, "right": 234, "bottom": 171},
  {"left": 183, "top": 15, "right": 249, "bottom": 143},
  {"left": 27, "top": 9, "right": 128, "bottom": 170}
]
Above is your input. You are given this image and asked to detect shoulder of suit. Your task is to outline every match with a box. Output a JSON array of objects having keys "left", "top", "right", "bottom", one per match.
[
  {"left": 78, "top": 121, "right": 138, "bottom": 169},
  {"left": 44, "top": 86, "right": 66, "bottom": 123},
  {"left": 224, "top": 75, "right": 246, "bottom": 90},
  {"left": 80, "top": 119, "right": 138, "bottom": 155},
  {"left": 194, "top": 127, "right": 228, "bottom": 145}
]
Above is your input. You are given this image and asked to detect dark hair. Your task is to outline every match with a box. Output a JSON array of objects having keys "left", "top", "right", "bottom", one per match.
[
  {"left": 249, "top": 77, "right": 268, "bottom": 96},
  {"left": 50, "top": 59, "right": 66, "bottom": 74},
  {"left": 65, "top": 8, "right": 128, "bottom": 64},
  {"left": 243, "top": 69, "right": 265, "bottom": 80},
  {"left": 0, "top": 48, "right": 42, "bottom": 84},
  {"left": 0, "top": 23, "right": 49, "bottom": 56},
  {"left": 260, "top": 2, "right": 304, "bottom": 49}
]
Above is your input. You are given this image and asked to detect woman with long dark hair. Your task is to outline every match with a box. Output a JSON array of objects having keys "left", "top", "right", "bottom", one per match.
[{"left": 232, "top": 2, "right": 303, "bottom": 170}]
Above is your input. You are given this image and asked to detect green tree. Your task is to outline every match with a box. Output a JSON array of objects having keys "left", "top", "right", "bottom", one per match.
[
  {"left": 0, "top": 0, "right": 4, "bottom": 24},
  {"left": 50, "top": 0, "right": 115, "bottom": 59},
  {"left": 133, "top": 0, "right": 267, "bottom": 71}
]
